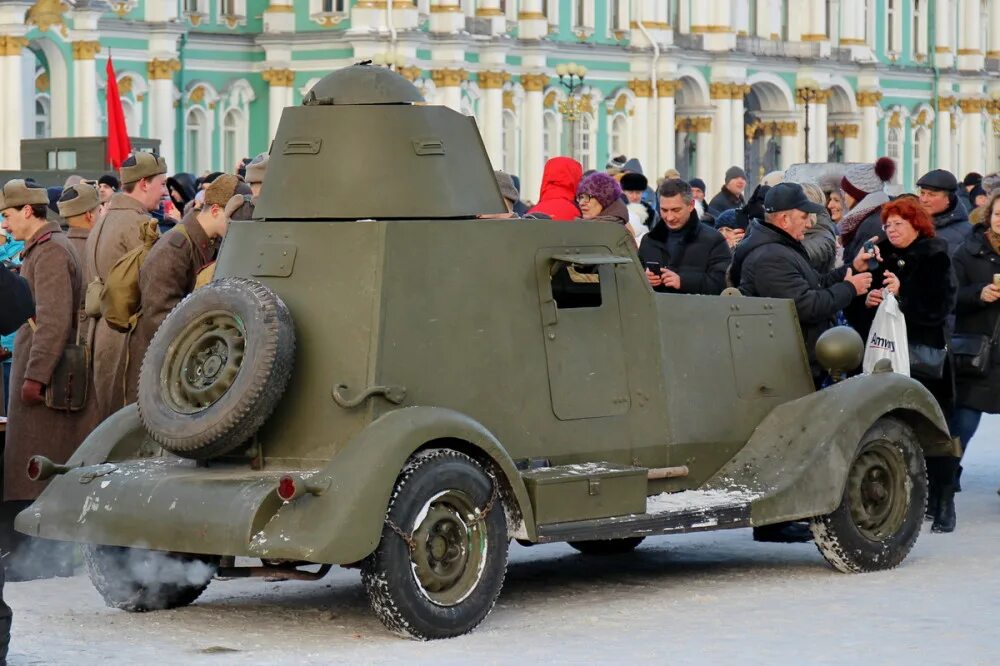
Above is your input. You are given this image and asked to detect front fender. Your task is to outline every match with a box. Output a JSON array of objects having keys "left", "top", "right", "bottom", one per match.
[
  {"left": 248, "top": 406, "right": 534, "bottom": 564},
  {"left": 705, "top": 372, "right": 953, "bottom": 525}
]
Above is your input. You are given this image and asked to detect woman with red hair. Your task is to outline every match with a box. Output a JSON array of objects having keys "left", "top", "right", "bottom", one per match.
[{"left": 856, "top": 195, "right": 959, "bottom": 533}]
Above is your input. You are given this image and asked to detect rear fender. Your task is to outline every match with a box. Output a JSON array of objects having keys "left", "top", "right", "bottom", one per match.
[
  {"left": 704, "top": 372, "right": 953, "bottom": 525},
  {"left": 66, "top": 405, "right": 160, "bottom": 467},
  {"left": 249, "top": 406, "right": 534, "bottom": 564}
]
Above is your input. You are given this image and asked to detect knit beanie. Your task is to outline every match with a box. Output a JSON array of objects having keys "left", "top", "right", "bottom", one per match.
[
  {"left": 577, "top": 172, "right": 622, "bottom": 209},
  {"left": 841, "top": 157, "right": 896, "bottom": 201},
  {"left": 725, "top": 166, "right": 747, "bottom": 183}
]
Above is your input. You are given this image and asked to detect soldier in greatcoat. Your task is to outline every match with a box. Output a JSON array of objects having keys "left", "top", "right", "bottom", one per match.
[
  {"left": 84, "top": 152, "right": 167, "bottom": 419},
  {"left": 124, "top": 175, "right": 248, "bottom": 402},
  {"left": 0, "top": 179, "right": 83, "bottom": 579},
  {"left": 56, "top": 183, "right": 102, "bottom": 436}
]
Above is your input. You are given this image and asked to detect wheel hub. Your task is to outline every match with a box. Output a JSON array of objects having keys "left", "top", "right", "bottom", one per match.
[
  {"left": 846, "top": 444, "right": 907, "bottom": 541},
  {"left": 163, "top": 311, "right": 246, "bottom": 414},
  {"left": 408, "top": 491, "right": 487, "bottom": 607}
]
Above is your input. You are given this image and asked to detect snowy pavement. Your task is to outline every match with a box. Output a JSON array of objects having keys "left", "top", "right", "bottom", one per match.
[{"left": 8, "top": 415, "right": 1000, "bottom": 665}]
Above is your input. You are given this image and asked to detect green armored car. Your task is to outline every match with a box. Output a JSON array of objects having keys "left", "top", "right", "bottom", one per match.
[{"left": 17, "top": 65, "right": 956, "bottom": 640}]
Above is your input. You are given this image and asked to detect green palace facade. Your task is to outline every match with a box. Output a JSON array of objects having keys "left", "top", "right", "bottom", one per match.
[{"left": 2, "top": 0, "right": 998, "bottom": 200}]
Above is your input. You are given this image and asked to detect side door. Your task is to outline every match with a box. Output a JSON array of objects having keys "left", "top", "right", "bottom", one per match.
[{"left": 535, "top": 247, "right": 632, "bottom": 421}]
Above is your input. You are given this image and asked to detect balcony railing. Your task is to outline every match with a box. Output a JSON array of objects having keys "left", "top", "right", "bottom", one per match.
[
  {"left": 672, "top": 32, "right": 702, "bottom": 51},
  {"left": 735, "top": 35, "right": 821, "bottom": 58}
]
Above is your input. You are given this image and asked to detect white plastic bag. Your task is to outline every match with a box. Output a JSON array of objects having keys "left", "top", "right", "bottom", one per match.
[{"left": 862, "top": 293, "right": 910, "bottom": 375}]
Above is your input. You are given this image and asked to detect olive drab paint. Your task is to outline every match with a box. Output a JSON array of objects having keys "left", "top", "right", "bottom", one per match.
[{"left": 18, "top": 66, "right": 954, "bottom": 603}]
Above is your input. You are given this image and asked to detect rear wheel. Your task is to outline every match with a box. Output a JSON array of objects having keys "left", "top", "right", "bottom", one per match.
[
  {"left": 810, "top": 417, "right": 926, "bottom": 573},
  {"left": 84, "top": 545, "right": 218, "bottom": 611},
  {"left": 361, "top": 449, "right": 508, "bottom": 640},
  {"left": 569, "top": 537, "right": 645, "bottom": 555}
]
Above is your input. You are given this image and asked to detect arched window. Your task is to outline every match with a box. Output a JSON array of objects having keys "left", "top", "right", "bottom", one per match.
[
  {"left": 609, "top": 114, "right": 627, "bottom": 159},
  {"left": 502, "top": 110, "right": 519, "bottom": 175},
  {"left": 574, "top": 114, "right": 593, "bottom": 171},
  {"left": 185, "top": 108, "right": 208, "bottom": 175},
  {"left": 913, "top": 127, "right": 929, "bottom": 189},
  {"left": 34, "top": 95, "right": 51, "bottom": 138},
  {"left": 543, "top": 111, "right": 560, "bottom": 162},
  {"left": 120, "top": 99, "right": 139, "bottom": 137},
  {"left": 886, "top": 126, "right": 902, "bottom": 182},
  {"left": 221, "top": 109, "right": 246, "bottom": 173}
]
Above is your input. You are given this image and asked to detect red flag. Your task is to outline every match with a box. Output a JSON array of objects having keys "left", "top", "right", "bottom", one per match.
[{"left": 105, "top": 56, "right": 132, "bottom": 169}]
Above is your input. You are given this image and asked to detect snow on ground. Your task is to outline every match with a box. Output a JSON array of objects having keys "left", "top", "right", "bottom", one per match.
[{"left": 9, "top": 415, "right": 1000, "bottom": 665}]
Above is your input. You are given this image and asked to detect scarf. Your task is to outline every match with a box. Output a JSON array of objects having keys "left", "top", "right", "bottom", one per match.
[
  {"left": 987, "top": 227, "right": 1000, "bottom": 255},
  {"left": 837, "top": 190, "right": 890, "bottom": 241}
]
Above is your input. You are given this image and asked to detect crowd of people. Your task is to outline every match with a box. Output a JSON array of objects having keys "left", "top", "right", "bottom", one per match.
[
  {"left": 1, "top": 144, "right": 999, "bottom": 579},
  {"left": 487, "top": 154, "right": 1000, "bottom": 537}
]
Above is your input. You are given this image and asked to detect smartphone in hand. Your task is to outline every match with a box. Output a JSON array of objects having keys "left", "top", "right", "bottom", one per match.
[{"left": 862, "top": 239, "right": 879, "bottom": 271}]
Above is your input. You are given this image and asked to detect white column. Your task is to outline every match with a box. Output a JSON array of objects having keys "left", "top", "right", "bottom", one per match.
[
  {"left": 0, "top": 48, "right": 26, "bottom": 169},
  {"left": 696, "top": 124, "right": 714, "bottom": 189},
  {"left": 780, "top": 130, "right": 800, "bottom": 170},
  {"left": 711, "top": 83, "right": 733, "bottom": 164},
  {"left": 476, "top": 0, "right": 506, "bottom": 35},
  {"left": 72, "top": 41, "right": 100, "bottom": 136},
  {"left": 263, "top": 67, "right": 295, "bottom": 142},
  {"left": 657, "top": 81, "right": 676, "bottom": 178},
  {"left": 813, "top": 95, "right": 829, "bottom": 163},
  {"left": 629, "top": 82, "right": 651, "bottom": 175},
  {"left": 1, "top": 40, "right": 25, "bottom": 169},
  {"left": 936, "top": 99, "right": 954, "bottom": 172},
  {"left": 958, "top": 97, "right": 985, "bottom": 176},
  {"left": 844, "top": 125, "right": 862, "bottom": 162},
  {"left": 478, "top": 71, "right": 504, "bottom": 168},
  {"left": 147, "top": 72, "right": 176, "bottom": 169},
  {"left": 808, "top": 0, "right": 827, "bottom": 38},
  {"left": 857, "top": 91, "right": 881, "bottom": 162},
  {"left": 431, "top": 68, "right": 464, "bottom": 112},
  {"left": 521, "top": 73, "right": 546, "bottom": 204},
  {"left": 730, "top": 85, "right": 746, "bottom": 174},
  {"left": 958, "top": 0, "right": 984, "bottom": 70},
  {"left": 518, "top": 0, "right": 548, "bottom": 40},
  {"left": 989, "top": 1, "right": 1000, "bottom": 59},
  {"left": 936, "top": 0, "right": 955, "bottom": 68},
  {"left": 430, "top": 0, "right": 465, "bottom": 34}
]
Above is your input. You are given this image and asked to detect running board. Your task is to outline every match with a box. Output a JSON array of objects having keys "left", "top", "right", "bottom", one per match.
[{"left": 535, "top": 489, "right": 755, "bottom": 543}]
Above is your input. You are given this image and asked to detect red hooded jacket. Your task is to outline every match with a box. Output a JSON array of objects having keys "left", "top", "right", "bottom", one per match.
[{"left": 527, "top": 157, "right": 583, "bottom": 221}]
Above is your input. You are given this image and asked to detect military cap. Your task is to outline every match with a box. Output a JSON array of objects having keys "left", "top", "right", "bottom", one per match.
[
  {"left": 204, "top": 174, "right": 243, "bottom": 208},
  {"left": 57, "top": 183, "right": 101, "bottom": 218},
  {"left": 245, "top": 152, "right": 268, "bottom": 184},
  {"left": 916, "top": 169, "right": 959, "bottom": 193},
  {"left": 120, "top": 151, "right": 168, "bottom": 185},
  {"left": 0, "top": 179, "right": 50, "bottom": 210}
]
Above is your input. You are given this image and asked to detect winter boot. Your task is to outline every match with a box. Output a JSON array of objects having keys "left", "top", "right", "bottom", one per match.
[
  {"left": 931, "top": 486, "right": 956, "bottom": 533},
  {"left": 954, "top": 464, "right": 963, "bottom": 493}
]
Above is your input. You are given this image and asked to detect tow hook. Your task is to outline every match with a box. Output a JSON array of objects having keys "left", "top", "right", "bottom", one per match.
[
  {"left": 26, "top": 456, "right": 77, "bottom": 482},
  {"left": 276, "top": 475, "right": 330, "bottom": 502}
]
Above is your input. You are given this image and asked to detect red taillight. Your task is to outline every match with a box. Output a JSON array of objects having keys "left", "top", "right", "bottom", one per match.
[
  {"left": 27, "top": 457, "right": 41, "bottom": 481},
  {"left": 277, "top": 475, "right": 296, "bottom": 502}
]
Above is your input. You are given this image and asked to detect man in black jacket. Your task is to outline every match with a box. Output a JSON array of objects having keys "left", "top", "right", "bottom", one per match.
[
  {"left": 730, "top": 183, "right": 874, "bottom": 384},
  {"left": 639, "top": 179, "right": 730, "bottom": 295},
  {"left": 0, "top": 264, "right": 28, "bottom": 664},
  {"left": 707, "top": 166, "right": 747, "bottom": 218}
]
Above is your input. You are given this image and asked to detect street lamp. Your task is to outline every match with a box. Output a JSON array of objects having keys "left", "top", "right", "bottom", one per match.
[
  {"left": 556, "top": 62, "right": 587, "bottom": 158},
  {"left": 798, "top": 78, "right": 821, "bottom": 164}
]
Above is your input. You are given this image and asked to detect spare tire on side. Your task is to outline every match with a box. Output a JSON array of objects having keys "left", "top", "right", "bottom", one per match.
[{"left": 138, "top": 277, "right": 295, "bottom": 459}]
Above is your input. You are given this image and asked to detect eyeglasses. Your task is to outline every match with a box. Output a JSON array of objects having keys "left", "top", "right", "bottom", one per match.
[{"left": 576, "top": 193, "right": 594, "bottom": 204}]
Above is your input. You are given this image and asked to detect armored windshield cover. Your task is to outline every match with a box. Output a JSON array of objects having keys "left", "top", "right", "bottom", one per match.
[{"left": 254, "top": 64, "right": 507, "bottom": 220}]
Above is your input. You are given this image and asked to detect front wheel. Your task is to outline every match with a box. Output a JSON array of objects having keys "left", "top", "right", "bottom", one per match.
[
  {"left": 361, "top": 449, "right": 508, "bottom": 640},
  {"left": 84, "top": 545, "right": 218, "bottom": 611},
  {"left": 810, "top": 417, "right": 927, "bottom": 573}
]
